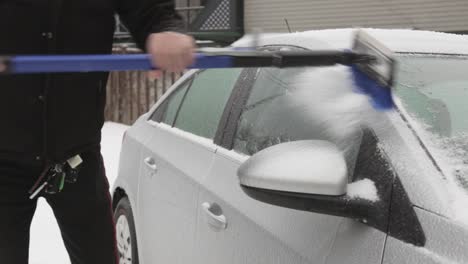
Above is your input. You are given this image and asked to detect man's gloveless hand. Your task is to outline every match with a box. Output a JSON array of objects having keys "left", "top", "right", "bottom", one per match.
[{"left": 146, "top": 32, "right": 196, "bottom": 79}]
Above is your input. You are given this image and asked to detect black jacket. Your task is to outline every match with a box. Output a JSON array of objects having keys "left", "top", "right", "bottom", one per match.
[{"left": 0, "top": 0, "right": 183, "bottom": 163}]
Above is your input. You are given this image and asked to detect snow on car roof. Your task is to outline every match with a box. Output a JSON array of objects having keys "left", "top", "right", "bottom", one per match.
[{"left": 233, "top": 28, "right": 468, "bottom": 55}]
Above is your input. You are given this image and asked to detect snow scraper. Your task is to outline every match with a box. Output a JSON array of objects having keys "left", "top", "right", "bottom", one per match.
[{"left": 0, "top": 30, "right": 395, "bottom": 110}]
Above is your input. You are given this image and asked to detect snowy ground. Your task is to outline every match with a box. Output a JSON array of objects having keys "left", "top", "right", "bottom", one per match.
[{"left": 29, "top": 122, "right": 129, "bottom": 264}]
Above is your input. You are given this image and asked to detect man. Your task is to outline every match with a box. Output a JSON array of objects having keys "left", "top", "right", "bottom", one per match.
[{"left": 0, "top": 0, "right": 194, "bottom": 263}]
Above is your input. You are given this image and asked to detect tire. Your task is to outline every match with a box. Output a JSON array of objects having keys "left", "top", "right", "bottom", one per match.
[{"left": 114, "top": 196, "right": 139, "bottom": 264}]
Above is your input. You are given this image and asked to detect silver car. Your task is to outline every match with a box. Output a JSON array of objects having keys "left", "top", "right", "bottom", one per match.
[{"left": 111, "top": 29, "right": 468, "bottom": 264}]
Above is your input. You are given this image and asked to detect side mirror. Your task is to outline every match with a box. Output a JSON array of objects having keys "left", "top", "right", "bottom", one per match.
[
  {"left": 237, "top": 135, "right": 426, "bottom": 247},
  {"left": 238, "top": 140, "right": 348, "bottom": 196},
  {"left": 237, "top": 140, "right": 388, "bottom": 230}
]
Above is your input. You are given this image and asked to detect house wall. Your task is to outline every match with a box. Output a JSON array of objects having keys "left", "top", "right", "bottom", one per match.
[{"left": 244, "top": 0, "right": 468, "bottom": 33}]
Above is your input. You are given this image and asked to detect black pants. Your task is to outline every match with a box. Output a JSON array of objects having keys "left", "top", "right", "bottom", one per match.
[{"left": 0, "top": 148, "right": 118, "bottom": 264}]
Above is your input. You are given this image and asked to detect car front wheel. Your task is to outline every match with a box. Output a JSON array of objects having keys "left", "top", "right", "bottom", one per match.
[{"left": 114, "top": 196, "right": 139, "bottom": 264}]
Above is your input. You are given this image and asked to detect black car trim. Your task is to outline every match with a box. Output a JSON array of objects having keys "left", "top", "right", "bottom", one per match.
[
  {"left": 214, "top": 68, "right": 254, "bottom": 146},
  {"left": 216, "top": 68, "right": 259, "bottom": 148},
  {"left": 353, "top": 129, "right": 426, "bottom": 246},
  {"left": 387, "top": 176, "right": 426, "bottom": 247}
]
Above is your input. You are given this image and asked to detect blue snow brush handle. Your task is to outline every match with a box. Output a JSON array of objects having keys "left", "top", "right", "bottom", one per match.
[
  {"left": 0, "top": 50, "right": 374, "bottom": 74},
  {"left": 3, "top": 53, "right": 234, "bottom": 74},
  {"left": 0, "top": 30, "right": 395, "bottom": 111}
]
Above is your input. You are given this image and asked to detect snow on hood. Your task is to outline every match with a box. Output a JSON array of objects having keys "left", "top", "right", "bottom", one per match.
[
  {"left": 233, "top": 28, "right": 468, "bottom": 55},
  {"left": 395, "top": 99, "right": 468, "bottom": 224}
]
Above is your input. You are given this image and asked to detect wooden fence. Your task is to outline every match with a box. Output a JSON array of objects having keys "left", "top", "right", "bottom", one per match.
[{"left": 105, "top": 45, "right": 184, "bottom": 125}]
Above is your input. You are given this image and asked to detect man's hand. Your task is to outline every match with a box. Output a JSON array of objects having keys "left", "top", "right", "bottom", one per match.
[{"left": 146, "top": 32, "right": 195, "bottom": 79}]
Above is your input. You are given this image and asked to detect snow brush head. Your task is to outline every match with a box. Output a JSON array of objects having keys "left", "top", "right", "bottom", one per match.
[
  {"left": 350, "top": 30, "right": 396, "bottom": 110},
  {"left": 350, "top": 64, "right": 394, "bottom": 110}
]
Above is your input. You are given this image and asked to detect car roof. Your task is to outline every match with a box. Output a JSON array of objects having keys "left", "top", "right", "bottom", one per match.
[{"left": 233, "top": 28, "right": 468, "bottom": 55}]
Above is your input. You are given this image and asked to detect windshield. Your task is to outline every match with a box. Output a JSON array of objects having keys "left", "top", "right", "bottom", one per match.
[{"left": 394, "top": 54, "right": 468, "bottom": 194}]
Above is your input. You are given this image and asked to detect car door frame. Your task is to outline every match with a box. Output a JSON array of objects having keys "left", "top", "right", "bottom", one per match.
[{"left": 146, "top": 67, "right": 253, "bottom": 139}]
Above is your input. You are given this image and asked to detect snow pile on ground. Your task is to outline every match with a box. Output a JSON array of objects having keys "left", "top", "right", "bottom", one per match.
[
  {"left": 29, "top": 202, "right": 69, "bottom": 264},
  {"left": 29, "top": 122, "right": 128, "bottom": 264},
  {"left": 347, "top": 178, "right": 379, "bottom": 202},
  {"left": 100, "top": 122, "right": 130, "bottom": 184}
]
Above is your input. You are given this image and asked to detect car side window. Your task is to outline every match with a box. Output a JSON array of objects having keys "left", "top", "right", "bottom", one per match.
[
  {"left": 173, "top": 68, "right": 243, "bottom": 139},
  {"left": 233, "top": 67, "right": 306, "bottom": 155},
  {"left": 150, "top": 80, "right": 191, "bottom": 125},
  {"left": 233, "top": 67, "right": 362, "bottom": 175}
]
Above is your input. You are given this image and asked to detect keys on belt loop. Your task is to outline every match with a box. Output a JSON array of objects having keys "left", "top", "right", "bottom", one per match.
[{"left": 28, "top": 155, "right": 83, "bottom": 199}]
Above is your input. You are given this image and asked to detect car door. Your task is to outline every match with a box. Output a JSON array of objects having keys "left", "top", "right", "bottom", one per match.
[
  {"left": 137, "top": 68, "right": 243, "bottom": 264},
  {"left": 195, "top": 67, "right": 387, "bottom": 264}
]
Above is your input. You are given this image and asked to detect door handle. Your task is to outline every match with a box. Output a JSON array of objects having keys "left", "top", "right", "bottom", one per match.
[
  {"left": 144, "top": 157, "right": 157, "bottom": 171},
  {"left": 202, "top": 202, "right": 227, "bottom": 231}
]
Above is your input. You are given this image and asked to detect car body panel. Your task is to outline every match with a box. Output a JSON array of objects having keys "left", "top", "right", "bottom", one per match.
[
  {"left": 112, "top": 114, "right": 155, "bottom": 263},
  {"left": 136, "top": 120, "right": 217, "bottom": 263},
  {"left": 383, "top": 208, "right": 468, "bottom": 264},
  {"left": 324, "top": 219, "right": 386, "bottom": 264}
]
